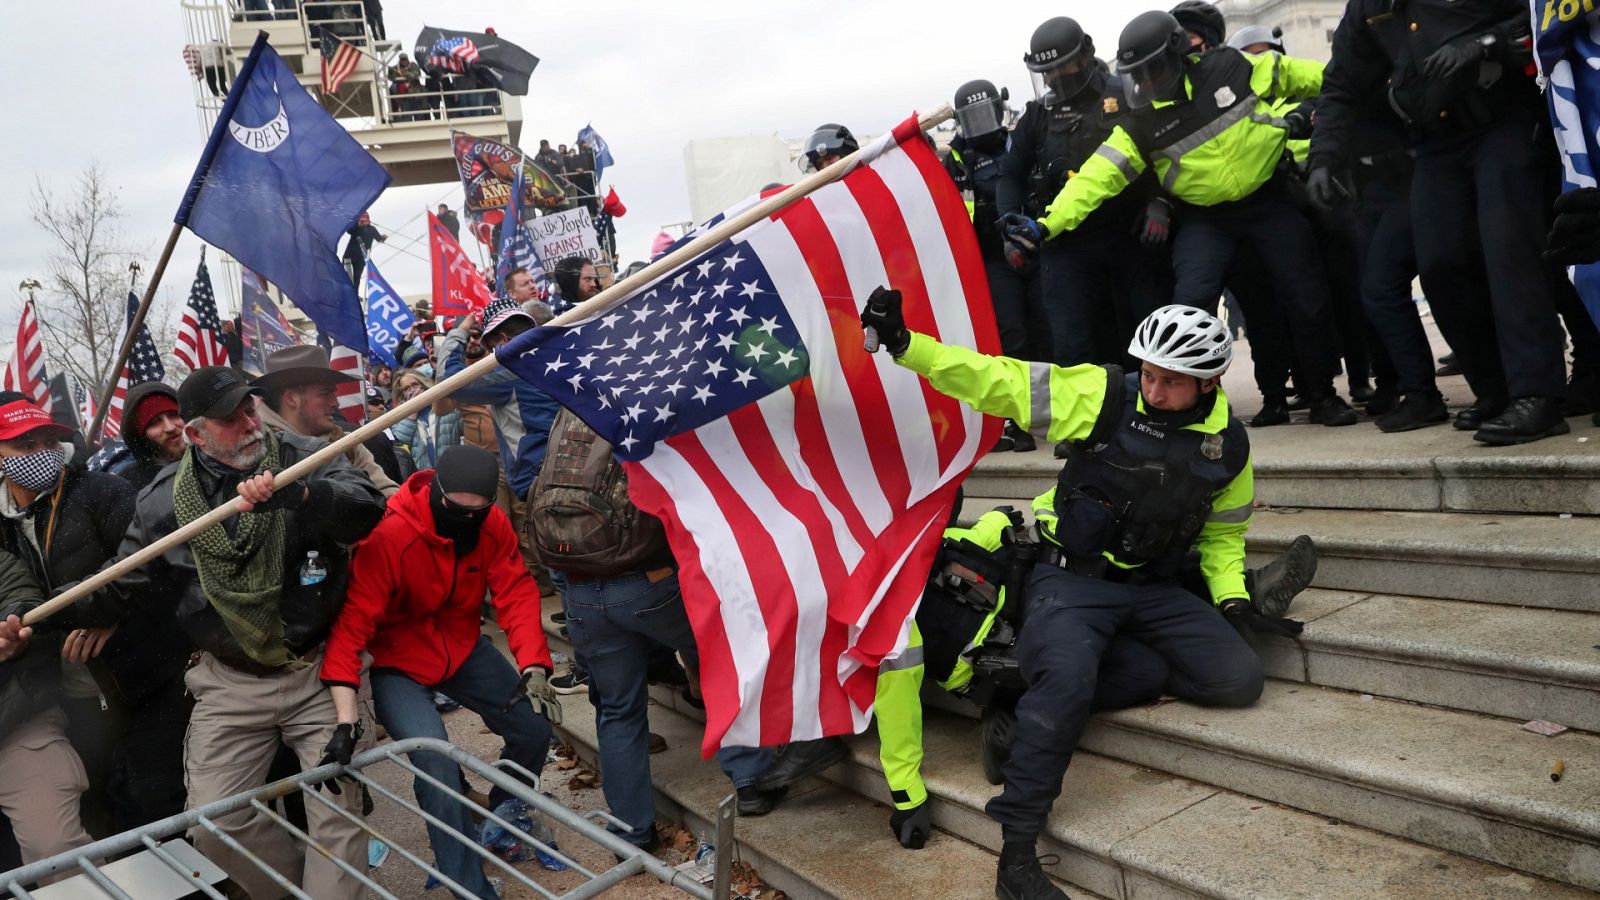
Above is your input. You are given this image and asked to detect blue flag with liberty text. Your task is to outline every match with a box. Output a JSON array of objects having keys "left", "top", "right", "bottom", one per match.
[{"left": 175, "top": 34, "right": 391, "bottom": 350}]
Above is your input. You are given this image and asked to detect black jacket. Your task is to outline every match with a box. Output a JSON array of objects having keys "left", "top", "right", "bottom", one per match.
[
  {"left": 1312, "top": 0, "right": 1541, "bottom": 166},
  {"left": 0, "top": 462, "right": 189, "bottom": 708},
  {"left": 89, "top": 382, "right": 181, "bottom": 491},
  {"left": 945, "top": 133, "right": 1009, "bottom": 260},
  {"left": 997, "top": 69, "right": 1151, "bottom": 235},
  {"left": 104, "top": 432, "right": 386, "bottom": 674},
  {"left": 0, "top": 551, "right": 57, "bottom": 738}
]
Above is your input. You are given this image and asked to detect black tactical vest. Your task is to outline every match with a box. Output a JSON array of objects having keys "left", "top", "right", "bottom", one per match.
[{"left": 1054, "top": 370, "right": 1249, "bottom": 575}]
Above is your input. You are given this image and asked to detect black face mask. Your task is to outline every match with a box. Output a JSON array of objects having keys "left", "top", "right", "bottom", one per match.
[
  {"left": 1141, "top": 384, "right": 1217, "bottom": 427},
  {"left": 971, "top": 130, "right": 1007, "bottom": 156},
  {"left": 429, "top": 477, "right": 492, "bottom": 554}
]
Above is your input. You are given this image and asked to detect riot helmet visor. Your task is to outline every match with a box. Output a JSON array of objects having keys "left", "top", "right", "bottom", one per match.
[{"left": 1121, "top": 48, "right": 1187, "bottom": 108}]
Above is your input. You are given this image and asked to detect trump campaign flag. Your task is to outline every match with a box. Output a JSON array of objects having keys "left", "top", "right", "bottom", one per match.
[
  {"left": 495, "top": 162, "right": 546, "bottom": 294},
  {"left": 365, "top": 261, "right": 415, "bottom": 368},
  {"left": 429, "top": 211, "right": 496, "bottom": 315},
  {"left": 498, "top": 113, "right": 1001, "bottom": 753},
  {"left": 175, "top": 34, "right": 392, "bottom": 351},
  {"left": 577, "top": 124, "right": 614, "bottom": 181},
  {"left": 1536, "top": 2, "right": 1600, "bottom": 325}
]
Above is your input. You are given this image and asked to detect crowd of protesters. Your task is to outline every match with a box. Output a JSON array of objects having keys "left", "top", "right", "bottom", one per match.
[{"left": 9, "top": 1, "right": 1600, "bottom": 897}]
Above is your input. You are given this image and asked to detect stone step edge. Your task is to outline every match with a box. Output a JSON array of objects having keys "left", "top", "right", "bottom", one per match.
[
  {"left": 550, "top": 689, "right": 1096, "bottom": 900},
  {"left": 634, "top": 681, "right": 1582, "bottom": 900}
]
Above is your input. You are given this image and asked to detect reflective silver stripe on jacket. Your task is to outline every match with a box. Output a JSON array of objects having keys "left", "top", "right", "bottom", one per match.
[
  {"left": 1207, "top": 503, "right": 1254, "bottom": 524},
  {"left": 1028, "top": 362, "right": 1054, "bottom": 437},
  {"left": 881, "top": 643, "right": 925, "bottom": 672},
  {"left": 1094, "top": 143, "right": 1140, "bottom": 183}
]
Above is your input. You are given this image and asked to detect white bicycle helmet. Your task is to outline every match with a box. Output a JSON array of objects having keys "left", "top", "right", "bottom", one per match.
[{"left": 1128, "top": 304, "right": 1233, "bottom": 377}]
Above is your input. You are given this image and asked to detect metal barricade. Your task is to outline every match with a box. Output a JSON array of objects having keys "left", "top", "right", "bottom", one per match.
[{"left": 1, "top": 738, "right": 731, "bottom": 899}]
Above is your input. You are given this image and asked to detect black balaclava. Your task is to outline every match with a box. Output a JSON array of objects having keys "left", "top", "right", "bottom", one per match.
[
  {"left": 429, "top": 445, "right": 499, "bottom": 554},
  {"left": 1141, "top": 380, "right": 1218, "bottom": 428}
]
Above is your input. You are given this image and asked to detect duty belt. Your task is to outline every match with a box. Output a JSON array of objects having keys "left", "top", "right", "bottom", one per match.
[{"left": 1038, "top": 544, "right": 1153, "bottom": 585}]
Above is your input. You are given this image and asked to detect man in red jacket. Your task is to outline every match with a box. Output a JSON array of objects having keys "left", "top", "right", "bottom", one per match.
[{"left": 321, "top": 445, "right": 561, "bottom": 900}]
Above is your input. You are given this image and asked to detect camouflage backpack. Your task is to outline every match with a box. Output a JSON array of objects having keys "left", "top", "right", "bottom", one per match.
[{"left": 527, "top": 409, "right": 668, "bottom": 576}]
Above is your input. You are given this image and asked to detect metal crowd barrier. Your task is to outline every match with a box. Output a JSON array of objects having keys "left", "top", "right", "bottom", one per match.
[{"left": 2, "top": 738, "right": 732, "bottom": 899}]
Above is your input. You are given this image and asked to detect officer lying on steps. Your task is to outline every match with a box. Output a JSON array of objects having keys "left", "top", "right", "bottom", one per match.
[{"left": 861, "top": 289, "right": 1297, "bottom": 900}]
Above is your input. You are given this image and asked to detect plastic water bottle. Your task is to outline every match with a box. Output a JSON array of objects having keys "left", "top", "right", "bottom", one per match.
[{"left": 298, "top": 551, "right": 327, "bottom": 586}]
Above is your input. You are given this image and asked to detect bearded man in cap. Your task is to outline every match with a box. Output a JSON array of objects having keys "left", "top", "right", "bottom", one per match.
[
  {"left": 255, "top": 345, "right": 399, "bottom": 497},
  {"left": 99, "top": 367, "right": 385, "bottom": 900}
]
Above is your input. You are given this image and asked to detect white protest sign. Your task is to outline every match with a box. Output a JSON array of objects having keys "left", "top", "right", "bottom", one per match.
[{"left": 528, "top": 207, "right": 601, "bottom": 266}]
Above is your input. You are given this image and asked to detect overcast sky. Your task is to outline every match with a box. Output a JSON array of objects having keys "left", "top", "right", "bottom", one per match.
[{"left": 1, "top": 0, "right": 1150, "bottom": 339}]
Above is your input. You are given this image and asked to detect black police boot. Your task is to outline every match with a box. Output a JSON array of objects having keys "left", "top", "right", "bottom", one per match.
[
  {"left": 993, "top": 430, "right": 1016, "bottom": 453},
  {"left": 1307, "top": 393, "right": 1358, "bottom": 427},
  {"left": 996, "top": 842, "right": 1069, "bottom": 900},
  {"left": 1053, "top": 440, "right": 1071, "bottom": 459},
  {"left": 1436, "top": 352, "right": 1461, "bottom": 377},
  {"left": 1563, "top": 369, "right": 1600, "bottom": 417},
  {"left": 1453, "top": 395, "right": 1509, "bottom": 431},
  {"left": 1348, "top": 378, "right": 1376, "bottom": 404},
  {"left": 1375, "top": 390, "right": 1450, "bottom": 433},
  {"left": 1007, "top": 420, "right": 1037, "bottom": 453},
  {"left": 1247, "top": 534, "right": 1317, "bottom": 619},
  {"left": 1250, "top": 396, "right": 1291, "bottom": 428},
  {"left": 1285, "top": 393, "right": 1310, "bottom": 411},
  {"left": 1473, "top": 397, "right": 1571, "bottom": 446},
  {"left": 752, "top": 737, "right": 849, "bottom": 792},
  {"left": 735, "top": 784, "right": 788, "bottom": 817},
  {"left": 980, "top": 706, "right": 1017, "bottom": 786},
  {"left": 1364, "top": 386, "right": 1399, "bottom": 417}
]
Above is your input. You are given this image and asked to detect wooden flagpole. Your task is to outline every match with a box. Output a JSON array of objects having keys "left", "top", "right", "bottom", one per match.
[
  {"left": 24, "top": 105, "right": 954, "bottom": 627},
  {"left": 87, "top": 222, "right": 185, "bottom": 446}
]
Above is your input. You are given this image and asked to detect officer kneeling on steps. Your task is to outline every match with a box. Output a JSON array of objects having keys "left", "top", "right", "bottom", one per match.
[{"left": 862, "top": 290, "right": 1287, "bottom": 900}]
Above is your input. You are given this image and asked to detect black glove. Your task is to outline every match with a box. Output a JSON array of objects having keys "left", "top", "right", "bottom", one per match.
[
  {"left": 1546, "top": 187, "right": 1600, "bottom": 267},
  {"left": 1137, "top": 198, "right": 1172, "bottom": 246},
  {"left": 860, "top": 286, "right": 911, "bottom": 357},
  {"left": 249, "top": 468, "right": 310, "bottom": 513},
  {"left": 1003, "top": 237, "right": 1038, "bottom": 273},
  {"left": 1282, "top": 107, "right": 1313, "bottom": 140},
  {"left": 1421, "top": 37, "right": 1487, "bottom": 81},
  {"left": 889, "top": 802, "right": 932, "bottom": 849},
  {"left": 1305, "top": 166, "right": 1349, "bottom": 209},
  {"left": 316, "top": 722, "right": 362, "bottom": 795},
  {"left": 997, "top": 212, "right": 1045, "bottom": 249},
  {"left": 1222, "top": 599, "right": 1304, "bottom": 640}
]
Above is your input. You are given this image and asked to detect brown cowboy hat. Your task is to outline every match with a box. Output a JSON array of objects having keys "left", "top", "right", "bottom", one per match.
[{"left": 251, "top": 346, "right": 359, "bottom": 391}]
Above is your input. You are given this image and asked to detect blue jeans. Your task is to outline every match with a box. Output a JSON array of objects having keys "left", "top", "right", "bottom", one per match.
[
  {"left": 562, "top": 570, "right": 771, "bottom": 844},
  {"left": 372, "top": 637, "right": 553, "bottom": 900}
]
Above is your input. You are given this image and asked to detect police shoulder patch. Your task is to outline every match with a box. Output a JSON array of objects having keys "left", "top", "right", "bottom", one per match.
[
  {"left": 1102, "top": 96, "right": 1120, "bottom": 115},
  {"left": 1213, "top": 85, "right": 1237, "bottom": 108}
]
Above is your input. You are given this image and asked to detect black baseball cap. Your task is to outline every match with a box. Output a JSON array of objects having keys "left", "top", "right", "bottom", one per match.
[{"left": 178, "top": 366, "right": 263, "bottom": 421}]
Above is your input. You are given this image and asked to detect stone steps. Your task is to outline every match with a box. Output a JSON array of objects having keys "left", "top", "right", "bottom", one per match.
[
  {"left": 555, "top": 673, "right": 1589, "bottom": 900},
  {"left": 549, "top": 679, "right": 1095, "bottom": 900},
  {"left": 965, "top": 419, "right": 1600, "bottom": 516},
  {"left": 1260, "top": 588, "right": 1600, "bottom": 732},
  {"left": 1245, "top": 507, "right": 1600, "bottom": 612}
]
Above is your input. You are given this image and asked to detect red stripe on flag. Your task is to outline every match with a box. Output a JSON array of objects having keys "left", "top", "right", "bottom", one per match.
[
  {"left": 843, "top": 168, "right": 968, "bottom": 475},
  {"left": 726, "top": 403, "right": 859, "bottom": 737},
  {"left": 774, "top": 199, "right": 912, "bottom": 513},
  {"left": 786, "top": 379, "right": 875, "bottom": 553},
  {"left": 665, "top": 429, "right": 799, "bottom": 748}
]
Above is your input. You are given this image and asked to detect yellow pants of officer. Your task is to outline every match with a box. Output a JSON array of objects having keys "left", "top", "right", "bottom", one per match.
[{"left": 874, "top": 621, "right": 927, "bottom": 810}]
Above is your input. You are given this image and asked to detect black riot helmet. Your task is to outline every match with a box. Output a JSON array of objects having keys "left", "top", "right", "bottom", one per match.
[
  {"left": 1024, "top": 17, "right": 1098, "bottom": 105},
  {"left": 1170, "top": 0, "right": 1226, "bottom": 50},
  {"left": 953, "top": 79, "right": 1010, "bottom": 141},
  {"left": 1117, "top": 11, "right": 1192, "bottom": 109},
  {"left": 800, "top": 124, "right": 859, "bottom": 173}
]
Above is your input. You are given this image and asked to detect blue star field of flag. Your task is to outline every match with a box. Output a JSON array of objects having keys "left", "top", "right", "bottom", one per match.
[
  {"left": 123, "top": 292, "right": 166, "bottom": 385},
  {"left": 498, "top": 240, "right": 809, "bottom": 461}
]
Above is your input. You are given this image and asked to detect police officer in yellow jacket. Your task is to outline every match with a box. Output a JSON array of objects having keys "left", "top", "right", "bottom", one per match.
[
  {"left": 862, "top": 290, "right": 1274, "bottom": 900},
  {"left": 1003, "top": 10, "right": 1359, "bottom": 426}
]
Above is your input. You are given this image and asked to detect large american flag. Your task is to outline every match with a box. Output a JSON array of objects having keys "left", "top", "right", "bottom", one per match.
[
  {"left": 3, "top": 301, "right": 50, "bottom": 411},
  {"left": 175, "top": 252, "right": 230, "bottom": 370},
  {"left": 104, "top": 291, "right": 168, "bottom": 440},
  {"left": 499, "top": 114, "right": 1000, "bottom": 753},
  {"left": 320, "top": 26, "right": 362, "bottom": 94},
  {"left": 428, "top": 36, "right": 480, "bottom": 73}
]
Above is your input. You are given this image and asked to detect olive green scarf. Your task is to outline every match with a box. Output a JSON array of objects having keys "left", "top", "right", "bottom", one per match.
[{"left": 173, "top": 432, "right": 290, "bottom": 667}]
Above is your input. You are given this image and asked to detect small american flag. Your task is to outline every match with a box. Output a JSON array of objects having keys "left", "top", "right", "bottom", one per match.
[
  {"left": 105, "top": 292, "right": 168, "bottom": 440},
  {"left": 499, "top": 113, "right": 1000, "bottom": 753},
  {"left": 428, "top": 36, "right": 480, "bottom": 73},
  {"left": 320, "top": 26, "right": 362, "bottom": 94},
  {"left": 3, "top": 301, "right": 51, "bottom": 411},
  {"left": 175, "top": 251, "right": 230, "bottom": 370}
]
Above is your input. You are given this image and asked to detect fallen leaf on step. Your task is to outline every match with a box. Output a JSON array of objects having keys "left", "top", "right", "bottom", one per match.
[
  {"left": 570, "top": 770, "right": 600, "bottom": 789},
  {"left": 1522, "top": 720, "right": 1569, "bottom": 737},
  {"left": 556, "top": 757, "right": 578, "bottom": 770}
]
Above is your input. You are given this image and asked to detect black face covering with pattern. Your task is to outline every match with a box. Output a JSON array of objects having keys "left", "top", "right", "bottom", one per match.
[{"left": 428, "top": 445, "right": 498, "bottom": 554}]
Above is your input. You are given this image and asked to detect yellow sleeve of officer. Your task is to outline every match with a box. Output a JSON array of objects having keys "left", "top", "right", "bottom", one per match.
[
  {"left": 895, "top": 332, "right": 1107, "bottom": 442},
  {"left": 1194, "top": 457, "right": 1254, "bottom": 603},
  {"left": 1252, "top": 51, "right": 1324, "bottom": 102},
  {"left": 1037, "top": 126, "right": 1147, "bottom": 237},
  {"left": 1031, "top": 487, "right": 1060, "bottom": 544},
  {"left": 874, "top": 621, "right": 926, "bottom": 810}
]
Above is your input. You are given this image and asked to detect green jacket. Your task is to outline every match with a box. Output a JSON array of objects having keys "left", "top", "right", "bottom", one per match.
[
  {"left": 1039, "top": 49, "right": 1324, "bottom": 237},
  {"left": 896, "top": 332, "right": 1253, "bottom": 602}
]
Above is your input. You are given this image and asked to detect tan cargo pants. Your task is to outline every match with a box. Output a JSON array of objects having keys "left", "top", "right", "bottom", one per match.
[
  {"left": 0, "top": 707, "right": 91, "bottom": 878},
  {"left": 183, "top": 649, "right": 367, "bottom": 900}
]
